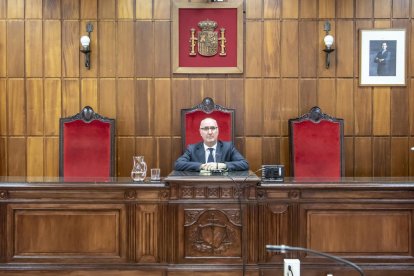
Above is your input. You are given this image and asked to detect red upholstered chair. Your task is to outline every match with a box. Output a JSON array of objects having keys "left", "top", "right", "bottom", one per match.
[
  {"left": 181, "top": 97, "right": 235, "bottom": 151},
  {"left": 59, "top": 106, "right": 115, "bottom": 180},
  {"left": 289, "top": 106, "right": 344, "bottom": 178}
]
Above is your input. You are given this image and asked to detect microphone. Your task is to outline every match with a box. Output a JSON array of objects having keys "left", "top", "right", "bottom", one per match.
[{"left": 266, "top": 245, "right": 365, "bottom": 276}]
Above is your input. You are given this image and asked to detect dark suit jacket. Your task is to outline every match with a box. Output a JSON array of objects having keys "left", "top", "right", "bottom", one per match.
[{"left": 174, "top": 141, "right": 249, "bottom": 171}]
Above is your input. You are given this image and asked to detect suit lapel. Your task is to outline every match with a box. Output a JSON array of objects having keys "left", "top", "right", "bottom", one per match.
[
  {"left": 195, "top": 143, "right": 205, "bottom": 163},
  {"left": 216, "top": 141, "right": 223, "bottom": 162}
]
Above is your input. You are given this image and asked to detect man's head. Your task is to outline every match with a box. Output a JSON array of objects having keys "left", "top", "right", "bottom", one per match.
[
  {"left": 199, "top": 118, "right": 219, "bottom": 147},
  {"left": 382, "top": 42, "right": 387, "bottom": 50}
]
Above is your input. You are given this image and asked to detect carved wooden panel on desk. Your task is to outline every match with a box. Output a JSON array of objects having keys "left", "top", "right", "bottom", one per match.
[{"left": 6, "top": 203, "right": 127, "bottom": 263}]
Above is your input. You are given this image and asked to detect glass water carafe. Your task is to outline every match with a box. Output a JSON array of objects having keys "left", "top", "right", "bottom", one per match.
[{"left": 131, "top": 156, "right": 147, "bottom": 181}]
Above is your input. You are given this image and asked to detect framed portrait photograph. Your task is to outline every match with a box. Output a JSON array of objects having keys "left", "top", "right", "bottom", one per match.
[
  {"left": 359, "top": 29, "right": 406, "bottom": 86},
  {"left": 172, "top": 0, "right": 243, "bottom": 74}
]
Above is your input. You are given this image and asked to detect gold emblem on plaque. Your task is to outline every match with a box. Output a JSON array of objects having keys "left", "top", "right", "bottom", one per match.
[{"left": 189, "top": 19, "right": 226, "bottom": 57}]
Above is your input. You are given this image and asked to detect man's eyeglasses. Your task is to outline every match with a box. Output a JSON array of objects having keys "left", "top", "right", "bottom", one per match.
[{"left": 200, "top": 126, "right": 218, "bottom": 131}]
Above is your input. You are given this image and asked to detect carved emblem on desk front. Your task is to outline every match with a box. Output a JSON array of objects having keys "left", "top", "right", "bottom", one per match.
[
  {"left": 185, "top": 209, "right": 241, "bottom": 257},
  {"left": 124, "top": 190, "right": 137, "bottom": 200}
]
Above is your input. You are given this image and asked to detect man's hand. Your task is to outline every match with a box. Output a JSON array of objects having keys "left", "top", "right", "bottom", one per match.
[{"left": 201, "top": 162, "right": 227, "bottom": 171}]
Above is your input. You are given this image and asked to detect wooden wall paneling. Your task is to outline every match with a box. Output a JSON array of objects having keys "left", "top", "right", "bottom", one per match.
[
  {"left": 318, "top": 0, "right": 335, "bottom": 18},
  {"left": 354, "top": 137, "right": 373, "bottom": 177},
  {"left": 336, "top": 0, "right": 354, "bottom": 18},
  {"left": 393, "top": 0, "right": 410, "bottom": 18},
  {"left": 81, "top": 0, "right": 97, "bottom": 19},
  {"left": 0, "top": 21, "right": 5, "bottom": 76},
  {"left": 355, "top": 0, "right": 373, "bottom": 18},
  {"left": 81, "top": 20, "right": 98, "bottom": 77},
  {"left": 206, "top": 79, "right": 226, "bottom": 105},
  {"left": 189, "top": 79, "right": 206, "bottom": 105},
  {"left": 410, "top": 22, "right": 414, "bottom": 84},
  {"left": 246, "top": 0, "right": 262, "bottom": 19},
  {"left": 263, "top": 78, "right": 280, "bottom": 136},
  {"left": 80, "top": 78, "right": 98, "bottom": 110},
  {"left": 245, "top": 79, "right": 263, "bottom": 135},
  {"left": 99, "top": 21, "right": 116, "bottom": 77},
  {"left": 317, "top": 79, "right": 336, "bottom": 116},
  {"left": 344, "top": 137, "right": 354, "bottom": 176},
  {"left": 153, "top": 21, "right": 170, "bottom": 77},
  {"left": 7, "top": 79, "right": 25, "bottom": 136},
  {"left": 0, "top": 0, "right": 5, "bottom": 18},
  {"left": 27, "top": 137, "right": 44, "bottom": 177},
  {"left": 7, "top": 0, "right": 24, "bottom": 18},
  {"left": 264, "top": 0, "right": 281, "bottom": 19},
  {"left": 44, "top": 137, "right": 58, "bottom": 177},
  {"left": 171, "top": 78, "right": 190, "bottom": 137},
  {"left": 234, "top": 137, "right": 245, "bottom": 157},
  {"left": 25, "top": 21, "right": 43, "bottom": 77},
  {"left": 171, "top": 137, "right": 182, "bottom": 166},
  {"left": 410, "top": 79, "right": 414, "bottom": 135},
  {"left": 117, "top": 79, "right": 135, "bottom": 136},
  {"left": 7, "top": 21, "right": 24, "bottom": 78},
  {"left": 281, "top": 21, "right": 298, "bottom": 77},
  {"left": 226, "top": 79, "right": 244, "bottom": 137},
  {"left": 0, "top": 79, "right": 6, "bottom": 135},
  {"left": 263, "top": 20, "right": 280, "bottom": 77},
  {"left": 118, "top": 0, "right": 134, "bottom": 19},
  {"left": 0, "top": 137, "right": 6, "bottom": 175},
  {"left": 262, "top": 137, "right": 280, "bottom": 165},
  {"left": 44, "top": 21, "right": 61, "bottom": 77},
  {"left": 280, "top": 79, "right": 298, "bottom": 136},
  {"left": 62, "top": 0, "right": 79, "bottom": 19},
  {"left": 280, "top": 137, "right": 289, "bottom": 174},
  {"left": 318, "top": 21, "right": 335, "bottom": 77},
  {"left": 135, "top": 79, "right": 153, "bottom": 136},
  {"left": 336, "top": 20, "right": 353, "bottom": 77},
  {"left": 154, "top": 79, "right": 171, "bottom": 136},
  {"left": 354, "top": 84, "right": 372, "bottom": 136},
  {"left": 245, "top": 137, "right": 262, "bottom": 172},
  {"left": 336, "top": 79, "right": 354, "bottom": 135},
  {"left": 135, "top": 137, "right": 155, "bottom": 171},
  {"left": 282, "top": 0, "right": 298, "bottom": 18},
  {"left": 7, "top": 137, "right": 26, "bottom": 176},
  {"left": 374, "top": 19, "right": 391, "bottom": 29},
  {"left": 299, "top": 79, "right": 317, "bottom": 115},
  {"left": 26, "top": 79, "right": 44, "bottom": 135},
  {"left": 44, "top": 79, "right": 61, "bottom": 136},
  {"left": 374, "top": 0, "right": 391, "bottom": 18},
  {"left": 300, "top": 0, "right": 317, "bottom": 18},
  {"left": 391, "top": 137, "right": 409, "bottom": 176},
  {"left": 43, "top": 0, "right": 61, "bottom": 19},
  {"left": 117, "top": 21, "right": 135, "bottom": 77},
  {"left": 99, "top": 79, "right": 116, "bottom": 118},
  {"left": 153, "top": 0, "right": 170, "bottom": 20},
  {"left": 157, "top": 137, "right": 172, "bottom": 177},
  {"left": 117, "top": 137, "right": 135, "bottom": 177},
  {"left": 136, "top": 0, "right": 152, "bottom": 20},
  {"left": 373, "top": 137, "right": 391, "bottom": 177},
  {"left": 373, "top": 87, "right": 391, "bottom": 136},
  {"left": 409, "top": 137, "right": 414, "bottom": 176},
  {"left": 355, "top": 20, "right": 373, "bottom": 77},
  {"left": 99, "top": 0, "right": 115, "bottom": 19},
  {"left": 62, "top": 79, "right": 80, "bottom": 117},
  {"left": 391, "top": 87, "right": 408, "bottom": 135},
  {"left": 136, "top": 21, "right": 154, "bottom": 77}
]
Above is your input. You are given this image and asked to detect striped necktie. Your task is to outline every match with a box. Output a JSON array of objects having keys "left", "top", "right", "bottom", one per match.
[{"left": 207, "top": 148, "right": 214, "bottom": 163}]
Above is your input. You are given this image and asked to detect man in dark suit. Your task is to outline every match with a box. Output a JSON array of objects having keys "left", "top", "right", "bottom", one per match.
[
  {"left": 374, "top": 42, "right": 391, "bottom": 76},
  {"left": 174, "top": 118, "right": 249, "bottom": 171}
]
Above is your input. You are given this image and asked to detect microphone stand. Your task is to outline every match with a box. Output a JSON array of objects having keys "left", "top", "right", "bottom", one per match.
[{"left": 266, "top": 245, "right": 365, "bottom": 276}]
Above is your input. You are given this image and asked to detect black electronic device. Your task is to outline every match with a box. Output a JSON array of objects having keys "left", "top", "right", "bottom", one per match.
[{"left": 261, "top": 165, "right": 284, "bottom": 182}]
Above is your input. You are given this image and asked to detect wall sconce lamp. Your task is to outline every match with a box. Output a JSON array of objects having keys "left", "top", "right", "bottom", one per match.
[
  {"left": 323, "top": 21, "right": 335, "bottom": 69},
  {"left": 80, "top": 22, "right": 93, "bottom": 69}
]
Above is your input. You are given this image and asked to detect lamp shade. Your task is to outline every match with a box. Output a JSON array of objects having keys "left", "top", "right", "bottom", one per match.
[
  {"left": 80, "top": 35, "right": 90, "bottom": 47},
  {"left": 324, "top": 34, "right": 334, "bottom": 48}
]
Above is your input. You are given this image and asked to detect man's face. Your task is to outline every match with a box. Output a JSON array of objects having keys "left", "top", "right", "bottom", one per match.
[
  {"left": 199, "top": 118, "right": 219, "bottom": 146},
  {"left": 382, "top": 43, "right": 387, "bottom": 50}
]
